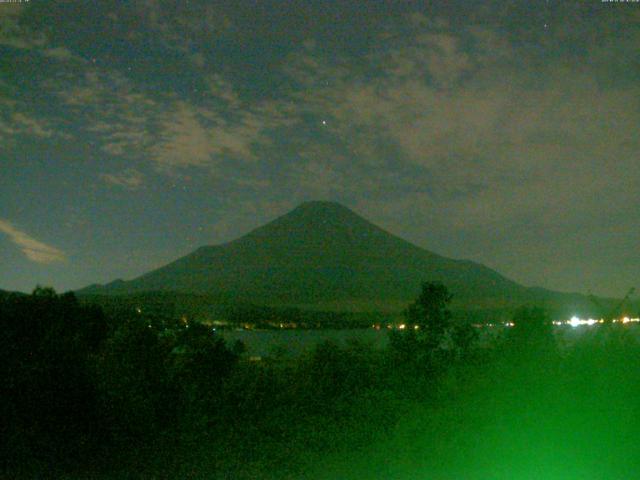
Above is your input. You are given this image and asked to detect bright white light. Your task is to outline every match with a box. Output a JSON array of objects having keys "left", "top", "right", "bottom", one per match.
[{"left": 563, "top": 316, "right": 639, "bottom": 327}]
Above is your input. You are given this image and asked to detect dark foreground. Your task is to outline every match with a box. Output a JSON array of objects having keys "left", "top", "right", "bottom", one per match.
[{"left": 2, "top": 288, "right": 640, "bottom": 479}]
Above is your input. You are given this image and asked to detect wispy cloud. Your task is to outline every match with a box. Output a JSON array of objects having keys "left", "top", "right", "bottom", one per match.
[
  {"left": 60, "top": 70, "right": 292, "bottom": 176},
  {"left": 41, "top": 46, "right": 86, "bottom": 63},
  {"left": 13, "top": 3, "right": 637, "bottom": 233},
  {"left": 0, "top": 3, "right": 23, "bottom": 18},
  {"left": 150, "top": 99, "right": 283, "bottom": 170},
  {"left": 0, "top": 13, "right": 84, "bottom": 62},
  {"left": 0, "top": 97, "right": 64, "bottom": 144},
  {"left": 0, "top": 220, "right": 66, "bottom": 264},
  {"left": 0, "top": 14, "right": 46, "bottom": 49},
  {"left": 100, "top": 168, "right": 145, "bottom": 190},
  {"left": 284, "top": 17, "right": 640, "bottom": 230},
  {"left": 3, "top": 111, "right": 55, "bottom": 138},
  {"left": 56, "top": 69, "right": 159, "bottom": 161},
  {"left": 134, "top": 0, "right": 234, "bottom": 60}
]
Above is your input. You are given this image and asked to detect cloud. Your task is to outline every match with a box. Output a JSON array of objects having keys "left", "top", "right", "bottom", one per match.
[
  {"left": 59, "top": 69, "right": 292, "bottom": 176},
  {"left": 0, "top": 15, "right": 46, "bottom": 49},
  {"left": 0, "top": 113, "right": 50, "bottom": 139},
  {"left": 15, "top": 5, "right": 637, "bottom": 238},
  {"left": 93, "top": 95, "right": 272, "bottom": 171},
  {"left": 133, "top": 0, "right": 233, "bottom": 60},
  {"left": 56, "top": 69, "right": 160, "bottom": 161},
  {"left": 284, "top": 19, "right": 639, "bottom": 228},
  {"left": 149, "top": 98, "right": 294, "bottom": 171},
  {"left": 0, "top": 16, "right": 79, "bottom": 145},
  {"left": 0, "top": 220, "right": 67, "bottom": 264},
  {"left": 41, "top": 46, "right": 86, "bottom": 63},
  {"left": 0, "top": 3, "right": 23, "bottom": 18},
  {"left": 0, "top": 14, "right": 84, "bottom": 62},
  {"left": 249, "top": 13, "right": 638, "bottom": 294},
  {"left": 0, "top": 95, "right": 64, "bottom": 144},
  {"left": 100, "top": 168, "right": 145, "bottom": 190},
  {"left": 382, "top": 31, "right": 472, "bottom": 87},
  {"left": 150, "top": 101, "right": 230, "bottom": 169}
]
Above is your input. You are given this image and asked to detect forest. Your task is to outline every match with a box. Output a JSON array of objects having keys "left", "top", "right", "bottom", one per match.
[{"left": 2, "top": 285, "right": 640, "bottom": 479}]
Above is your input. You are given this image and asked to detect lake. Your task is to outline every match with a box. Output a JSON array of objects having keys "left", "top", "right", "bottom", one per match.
[
  {"left": 220, "top": 328, "right": 388, "bottom": 357},
  {"left": 221, "top": 324, "right": 640, "bottom": 358}
]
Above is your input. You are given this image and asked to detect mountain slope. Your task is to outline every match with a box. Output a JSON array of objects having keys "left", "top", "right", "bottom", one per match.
[{"left": 78, "top": 201, "right": 582, "bottom": 311}]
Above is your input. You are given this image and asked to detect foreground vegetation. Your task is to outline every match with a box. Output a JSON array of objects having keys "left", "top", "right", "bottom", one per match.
[{"left": 2, "top": 285, "right": 640, "bottom": 479}]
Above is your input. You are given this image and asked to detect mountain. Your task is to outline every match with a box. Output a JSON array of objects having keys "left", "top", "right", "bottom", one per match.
[
  {"left": 78, "top": 201, "right": 595, "bottom": 314},
  {"left": 0, "top": 288, "right": 25, "bottom": 300}
]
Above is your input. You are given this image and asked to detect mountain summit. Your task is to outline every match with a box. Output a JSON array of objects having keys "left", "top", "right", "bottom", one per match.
[{"left": 79, "top": 201, "right": 559, "bottom": 310}]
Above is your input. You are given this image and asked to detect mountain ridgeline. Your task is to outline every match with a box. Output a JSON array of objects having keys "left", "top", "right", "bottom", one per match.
[{"left": 79, "top": 201, "right": 596, "bottom": 315}]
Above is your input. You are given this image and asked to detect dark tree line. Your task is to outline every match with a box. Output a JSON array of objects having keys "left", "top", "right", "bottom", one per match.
[
  {"left": 0, "top": 287, "right": 243, "bottom": 477},
  {"left": 0, "top": 287, "right": 109, "bottom": 474},
  {"left": 3, "top": 283, "right": 635, "bottom": 479}
]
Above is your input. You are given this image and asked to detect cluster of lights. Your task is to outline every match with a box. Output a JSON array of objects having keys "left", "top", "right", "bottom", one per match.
[
  {"left": 397, "top": 324, "right": 420, "bottom": 330},
  {"left": 567, "top": 317, "right": 601, "bottom": 327},
  {"left": 371, "top": 317, "right": 640, "bottom": 331},
  {"left": 372, "top": 324, "right": 421, "bottom": 330},
  {"left": 556, "top": 316, "right": 640, "bottom": 328},
  {"left": 615, "top": 316, "right": 639, "bottom": 324}
]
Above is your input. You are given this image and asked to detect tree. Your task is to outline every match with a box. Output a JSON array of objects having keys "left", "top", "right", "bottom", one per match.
[
  {"left": 405, "top": 281, "right": 453, "bottom": 348},
  {"left": 389, "top": 282, "right": 455, "bottom": 372}
]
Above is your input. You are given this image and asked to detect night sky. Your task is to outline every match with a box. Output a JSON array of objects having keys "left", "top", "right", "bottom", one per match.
[{"left": 1, "top": 1, "right": 638, "bottom": 297}]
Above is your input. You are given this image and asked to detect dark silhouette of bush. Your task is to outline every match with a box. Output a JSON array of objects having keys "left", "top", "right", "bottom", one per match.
[
  {"left": 302, "top": 340, "right": 380, "bottom": 409},
  {"left": 506, "top": 306, "right": 556, "bottom": 356},
  {"left": 169, "top": 322, "right": 241, "bottom": 431},
  {"left": 94, "top": 318, "right": 177, "bottom": 444},
  {"left": 450, "top": 320, "right": 479, "bottom": 359}
]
